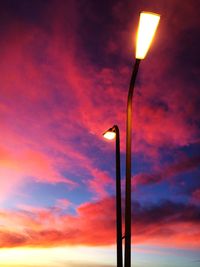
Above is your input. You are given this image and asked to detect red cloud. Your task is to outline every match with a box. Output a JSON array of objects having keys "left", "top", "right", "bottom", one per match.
[{"left": 0, "top": 198, "right": 199, "bottom": 249}]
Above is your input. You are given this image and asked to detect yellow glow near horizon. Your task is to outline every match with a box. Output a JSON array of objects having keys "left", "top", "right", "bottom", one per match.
[
  {"left": 0, "top": 246, "right": 115, "bottom": 267},
  {"left": 103, "top": 131, "right": 116, "bottom": 140},
  {"left": 136, "top": 12, "right": 160, "bottom": 59}
]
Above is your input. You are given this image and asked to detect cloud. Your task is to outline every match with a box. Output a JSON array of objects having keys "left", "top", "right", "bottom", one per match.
[
  {"left": 133, "top": 154, "right": 200, "bottom": 187},
  {"left": 55, "top": 199, "right": 72, "bottom": 210},
  {"left": 191, "top": 189, "right": 200, "bottom": 205},
  {"left": 0, "top": 144, "right": 77, "bottom": 204},
  {"left": 0, "top": 231, "right": 26, "bottom": 248},
  {"left": 0, "top": 0, "right": 199, "bottom": 257},
  {"left": 0, "top": 0, "right": 199, "bottom": 202},
  {"left": 0, "top": 0, "right": 120, "bottom": 203},
  {"left": 0, "top": 198, "right": 199, "bottom": 249},
  {"left": 132, "top": 200, "right": 200, "bottom": 248}
]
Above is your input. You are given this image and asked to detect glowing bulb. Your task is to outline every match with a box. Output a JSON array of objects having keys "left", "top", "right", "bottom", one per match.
[
  {"left": 136, "top": 12, "right": 160, "bottom": 59},
  {"left": 103, "top": 131, "right": 116, "bottom": 140}
]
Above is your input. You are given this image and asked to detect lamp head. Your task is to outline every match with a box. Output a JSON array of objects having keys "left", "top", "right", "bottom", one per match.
[
  {"left": 136, "top": 11, "right": 160, "bottom": 59},
  {"left": 103, "top": 127, "right": 116, "bottom": 140}
]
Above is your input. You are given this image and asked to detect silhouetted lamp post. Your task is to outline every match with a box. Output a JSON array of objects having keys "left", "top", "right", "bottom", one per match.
[
  {"left": 124, "top": 11, "right": 160, "bottom": 267},
  {"left": 103, "top": 125, "right": 123, "bottom": 267}
]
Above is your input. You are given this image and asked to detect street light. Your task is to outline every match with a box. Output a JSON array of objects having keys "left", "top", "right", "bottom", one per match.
[
  {"left": 124, "top": 11, "right": 160, "bottom": 267},
  {"left": 103, "top": 125, "right": 123, "bottom": 267},
  {"left": 136, "top": 12, "right": 160, "bottom": 59}
]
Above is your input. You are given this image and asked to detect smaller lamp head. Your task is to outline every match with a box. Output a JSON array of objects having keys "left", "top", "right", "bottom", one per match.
[{"left": 103, "top": 127, "right": 116, "bottom": 140}]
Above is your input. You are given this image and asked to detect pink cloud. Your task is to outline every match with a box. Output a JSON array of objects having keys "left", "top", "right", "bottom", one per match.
[
  {"left": 0, "top": 0, "right": 199, "bottom": 202},
  {"left": 0, "top": 142, "right": 77, "bottom": 204},
  {"left": 191, "top": 189, "right": 200, "bottom": 205},
  {"left": 88, "top": 168, "right": 114, "bottom": 198},
  {"left": 55, "top": 199, "right": 72, "bottom": 210},
  {"left": 0, "top": 2, "right": 199, "bottom": 256},
  {"left": 1, "top": 0, "right": 199, "bottom": 156},
  {"left": 15, "top": 149, "right": 75, "bottom": 185},
  {"left": 0, "top": 1, "right": 120, "bottom": 203}
]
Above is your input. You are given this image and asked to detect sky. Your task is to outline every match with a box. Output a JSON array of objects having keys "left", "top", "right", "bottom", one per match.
[{"left": 0, "top": 0, "right": 200, "bottom": 266}]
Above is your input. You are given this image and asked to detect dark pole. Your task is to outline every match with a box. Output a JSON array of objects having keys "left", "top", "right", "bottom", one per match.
[
  {"left": 113, "top": 125, "right": 123, "bottom": 267},
  {"left": 124, "top": 58, "right": 141, "bottom": 267}
]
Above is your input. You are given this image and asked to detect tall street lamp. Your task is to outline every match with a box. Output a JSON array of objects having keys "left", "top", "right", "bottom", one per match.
[
  {"left": 103, "top": 125, "right": 123, "bottom": 267},
  {"left": 124, "top": 12, "right": 160, "bottom": 267}
]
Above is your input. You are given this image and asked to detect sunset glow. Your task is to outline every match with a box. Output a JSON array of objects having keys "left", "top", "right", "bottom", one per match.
[
  {"left": 0, "top": 0, "right": 199, "bottom": 267},
  {"left": 0, "top": 246, "right": 115, "bottom": 266}
]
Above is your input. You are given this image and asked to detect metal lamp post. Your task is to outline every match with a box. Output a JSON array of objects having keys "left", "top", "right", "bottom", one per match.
[
  {"left": 124, "top": 12, "right": 160, "bottom": 267},
  {"left": 103, "top": 125, "right": 123, "bottom": 267}
]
